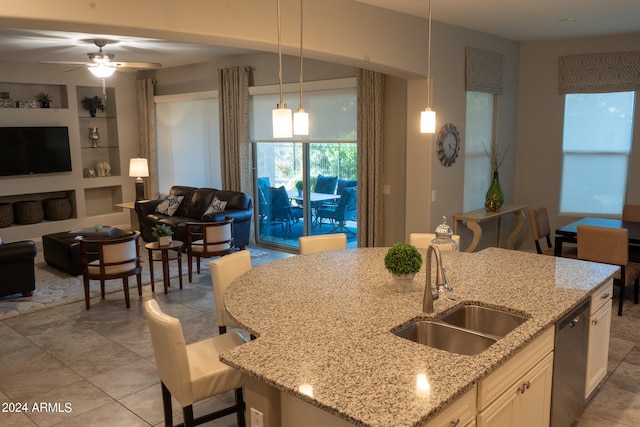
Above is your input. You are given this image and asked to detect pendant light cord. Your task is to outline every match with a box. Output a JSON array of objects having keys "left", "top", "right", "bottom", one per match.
[
  {"left": 426, "top": 0, "right": 432, "bottom": 108},
  {"left": 277, "top": 0, "right": 284, "bottom": 107},
  {"left": 298, "top": 0, "right": 304, "bottom": 108}
]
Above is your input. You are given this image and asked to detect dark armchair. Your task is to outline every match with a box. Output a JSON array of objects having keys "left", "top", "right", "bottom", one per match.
[
  {"left": 0, "top": 240, "right": 37, "bottom": 298},
  {"left": 317, "top": 187, "right": 357, "bottom": 233}
]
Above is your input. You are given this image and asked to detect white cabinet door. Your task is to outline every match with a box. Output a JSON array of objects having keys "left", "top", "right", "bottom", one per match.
[
  {"left": 478, "top": 352, "right": 554, "bottom": 427},
  {"left": 585, "top": 300, "right": 612, "bottom": 399}
]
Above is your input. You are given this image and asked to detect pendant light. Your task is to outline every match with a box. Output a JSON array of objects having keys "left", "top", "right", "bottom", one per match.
[
  {"left": 420, "top": 0, "right": 436, "bottom": 134},
  {"left": 293, "top": 0, "right": 309, "bottom": 136},
  {"left": 272, "top": 0, "right": 293, "bottom": 138}
]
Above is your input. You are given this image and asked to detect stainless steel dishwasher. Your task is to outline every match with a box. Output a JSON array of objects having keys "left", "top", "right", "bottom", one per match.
[{"left": 551, "top": 298, "right": 590, "bottom": 427}]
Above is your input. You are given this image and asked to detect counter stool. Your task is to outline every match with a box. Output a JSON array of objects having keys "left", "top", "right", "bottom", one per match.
[{"left": 144, "top": 299, "right": 246, "bottom": 427}]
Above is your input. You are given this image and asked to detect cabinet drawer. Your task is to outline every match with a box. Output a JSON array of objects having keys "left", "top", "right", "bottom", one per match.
[
  {"left": 477, "top": 327, "right": 554, "bottom": 410},
  {"left": 591, "top": 279, "right": 613, "bottom": 315},
  {"left": 422, "top": 385, "right": 476, "bottom": 427}
]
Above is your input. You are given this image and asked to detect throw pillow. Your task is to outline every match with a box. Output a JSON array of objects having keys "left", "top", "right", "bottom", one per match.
[
  {"left": 202, "top": 197, "right": 227, "bottom": 219},
  {"left": 155, "top": 195, "right": 184, "bottom": 217}
]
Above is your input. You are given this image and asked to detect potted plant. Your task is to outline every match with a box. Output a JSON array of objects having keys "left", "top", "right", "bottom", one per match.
[
  {"left": 36, "top": 92, "right": 52, "bottom": 108},
  {"left": 295, "top": 180, "right": 303, "bottom": 196},
  {"left": 80, "top": 95, "right": 105, "bottom": 117},
  {"left": 151, "top": 223, "right": 174, "bottom": 246},
  {"left": 384, "top": 242, "right": 423, "bottom": 292}
]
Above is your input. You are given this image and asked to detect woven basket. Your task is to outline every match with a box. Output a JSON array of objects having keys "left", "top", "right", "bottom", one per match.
[
  {"left": 14, "top": 200, "right": 44, "bottom": 225},
  {"left": 43, "top": 197, "right": 72, "bottom": 221},
  {"left": 0, "top": 203, "right": 13, "bottom": 227}
]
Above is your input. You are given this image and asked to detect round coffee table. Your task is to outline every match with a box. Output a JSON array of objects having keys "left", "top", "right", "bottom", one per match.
[{"left": 145, "top": 240, "right": 183, "bottom": 294}]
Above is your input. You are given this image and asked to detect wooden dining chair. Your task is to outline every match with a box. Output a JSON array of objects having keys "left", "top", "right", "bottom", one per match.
[
  {"left": 577, "top": 224, "right": 640, "bottom": 316},
  {"left": 622, "top": 204, "right": 640, "bottom": 222},
  {"left": 623, "top": 204, "right": 640, "bottom": 262},
  {"left": 299, "top": 233, "right": 347, "bottom": 254},
  {"left": 144, "top": 299, "right": 246, "bottom": 427},
  {"left": 209, "top": 250, "right": 252, "bottom": 335},
  {"left": 529, "top": 207, "right": 577, "bottom": 258},
  {"left": 185, "top": 218, "right": 235, "bottom": 283},
  {"left": 80, "top": 231, "right": 143, "bottom": 310}
]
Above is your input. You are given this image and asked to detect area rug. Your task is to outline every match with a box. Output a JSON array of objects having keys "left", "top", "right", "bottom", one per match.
[{"left": 0, "top": 244, "right": 271, "bottom": 320}]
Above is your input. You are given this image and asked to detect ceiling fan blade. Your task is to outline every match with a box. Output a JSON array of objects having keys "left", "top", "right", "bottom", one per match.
[
  {"left": 39, "top": 60, "right": 90, "bottom": 66},
  {"left": 114, "top": 61, "right": 161, "bottom": 69}
]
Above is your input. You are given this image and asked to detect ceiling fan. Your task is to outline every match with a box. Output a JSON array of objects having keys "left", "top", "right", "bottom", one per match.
[{"left": 41, "top": 39, "right": 162, "bottom": 77}]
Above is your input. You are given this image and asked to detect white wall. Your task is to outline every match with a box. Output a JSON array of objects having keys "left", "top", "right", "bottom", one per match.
[{"left": 516, "top": 33, "right": 640, "bottom": 251}]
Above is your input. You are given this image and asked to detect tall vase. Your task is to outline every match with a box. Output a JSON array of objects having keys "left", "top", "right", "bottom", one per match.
[
  {"left": 88, "top": 127, "right": 100, "bottom": 148},
  {"left": 485, "top": 170, "right": 504, "bottom": 212}
]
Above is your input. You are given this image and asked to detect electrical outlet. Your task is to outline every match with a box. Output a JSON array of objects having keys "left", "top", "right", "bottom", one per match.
[{"left": 250, "top": 407, "right": 264, "bottom": 427}]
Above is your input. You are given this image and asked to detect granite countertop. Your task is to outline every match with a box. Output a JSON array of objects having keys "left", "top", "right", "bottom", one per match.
[{"left": 221, "top": 247, "right": 617, "bottom": 427}]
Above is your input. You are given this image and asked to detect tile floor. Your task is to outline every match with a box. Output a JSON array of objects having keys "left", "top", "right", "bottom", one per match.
[
  {"left": 1, "top": 246, "right": 640, "bottom": 427},
  {"left": 0, "top": 246, "right": 292, "bottom": 427}
]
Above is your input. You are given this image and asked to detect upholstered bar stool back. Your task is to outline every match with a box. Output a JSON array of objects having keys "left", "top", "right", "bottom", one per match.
[
  {"left": 299, "top": 233, "right": 347, "bottom": 254},
  {"left": 144, "top": 299, "right": 246, "bottom": 427},
  {"left": 409, "top": 233, "right": 460, "bottom": 249},
  {"left": 210, "top": 250, "right": 252, "bottom": 335}
]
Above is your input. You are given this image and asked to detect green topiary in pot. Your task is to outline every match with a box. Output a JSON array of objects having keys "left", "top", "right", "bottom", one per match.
[
  {"left": 385, "top": 243, "right": 422, "bottom": 292},
  {"left": 384, "top": 243, "right": 422, "bottom": 275}
]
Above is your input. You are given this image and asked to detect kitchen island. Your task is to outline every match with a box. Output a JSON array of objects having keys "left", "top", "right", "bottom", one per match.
[{"left": 221, "top": 247, "right": 617, "bottom": 427}]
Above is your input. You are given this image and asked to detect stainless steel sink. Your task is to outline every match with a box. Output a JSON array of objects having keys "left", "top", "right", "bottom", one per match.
[
  {"left": 393, "top": 321, "right": 497, "bottom": 356},
  {"left": 439, "top": 305, "right": 528, "bottom": 338}
]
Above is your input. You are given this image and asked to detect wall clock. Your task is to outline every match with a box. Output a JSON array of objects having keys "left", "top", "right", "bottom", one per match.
[{"left": 437, "top": 123, "right": 461, "bottom": 167}]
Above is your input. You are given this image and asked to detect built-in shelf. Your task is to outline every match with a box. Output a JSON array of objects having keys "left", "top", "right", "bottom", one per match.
[
  {"left": 77, "top": 85, "right": 123, "bottom": 218},
  {"left": 0, "top": 82, "right": 69, "bottom": 109}
]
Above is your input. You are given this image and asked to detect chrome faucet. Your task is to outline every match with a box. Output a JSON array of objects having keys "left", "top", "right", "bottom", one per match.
[{"left": 423, "top": 246, "right": 447, "bottom": 313}]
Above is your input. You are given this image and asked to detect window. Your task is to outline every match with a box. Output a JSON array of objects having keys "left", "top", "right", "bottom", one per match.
[
  {"left": 155, "top": 93, "right": 221, "bottom": 194},
  {"left": 464, "top": 91, "right": 494, "bottom": 211},
  {"left": 560, "top": 92, "right": 636, "bottom": 215}
]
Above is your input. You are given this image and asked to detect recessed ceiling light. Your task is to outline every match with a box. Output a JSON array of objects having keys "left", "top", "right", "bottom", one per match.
[{"left": 558, "top": 18, "right": 578, "bottom": 23}]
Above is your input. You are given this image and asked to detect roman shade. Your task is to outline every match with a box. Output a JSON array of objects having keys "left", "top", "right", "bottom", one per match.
[
  {"left": 465, "top": 47, "right": 504, "bottom": 94},
  {"left": 558, "top": 51, "right": 640, "bottom": 94}
]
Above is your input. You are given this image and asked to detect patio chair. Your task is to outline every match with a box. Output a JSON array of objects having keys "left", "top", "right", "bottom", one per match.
[
  {"left": 268, "top": 185, "right": 303, "bottom": 237},
  {"left": 317, "top": 187, "right": 357, "bottom": 234}
]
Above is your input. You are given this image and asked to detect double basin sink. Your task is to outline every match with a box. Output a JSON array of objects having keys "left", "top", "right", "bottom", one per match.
[{"left": 393, "top": 304, "right": 529, "bottom": 356}]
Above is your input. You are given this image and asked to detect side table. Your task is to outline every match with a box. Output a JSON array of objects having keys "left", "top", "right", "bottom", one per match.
[
  {"left": 115, "top": 202, "right": 139, "bottom": 231},
  {"left": 145, "top": 240, "right": 183, "bottom": 294},
  {"left": 453, "top": 204, "right": 527, "bottom": 252}
]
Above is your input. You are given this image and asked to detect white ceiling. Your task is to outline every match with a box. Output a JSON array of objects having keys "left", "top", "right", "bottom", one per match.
[{"left": 0, "top": 0, "right": 638, "bottom": 70}]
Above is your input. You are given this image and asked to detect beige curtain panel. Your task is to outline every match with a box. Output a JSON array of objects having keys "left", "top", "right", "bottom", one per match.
[
  {"left": 136, "top": 78, "right": 158, "bottom": 200},
  {"left": 465, "top": 47, "right": 504, "bottom": 94},
  {"left": 559, "top": 51, "right": 640, "bottom": 94},
  {"left": 218, "top": 66, "right": 251, "bottom": 193},
  {"left": 357, "top": 69, "right": 385, "bottom": 248}
]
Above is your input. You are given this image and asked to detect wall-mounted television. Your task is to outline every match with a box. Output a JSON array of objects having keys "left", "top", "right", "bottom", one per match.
[{"left": 0, "top": 126, "right": 72, "bottom": 177}]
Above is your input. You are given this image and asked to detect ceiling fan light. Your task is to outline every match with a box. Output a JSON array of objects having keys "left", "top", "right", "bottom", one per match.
[
  {"left": 272, "top": 104, "right": 293, "bottom": 138},
  {"left": 88, "top": 64, "right": 116, "bottom": 78}
]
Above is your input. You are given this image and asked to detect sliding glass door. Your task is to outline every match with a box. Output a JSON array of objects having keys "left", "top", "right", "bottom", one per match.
[{"left": 251, "top": 80, "right": 357, "bottom": 250}]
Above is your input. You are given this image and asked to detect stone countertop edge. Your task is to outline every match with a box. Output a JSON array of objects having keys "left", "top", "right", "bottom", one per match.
[{"left": 220, "top": 247, "right": 618, "bottom": 427}]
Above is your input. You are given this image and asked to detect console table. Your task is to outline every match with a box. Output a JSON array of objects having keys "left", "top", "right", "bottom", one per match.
[{"left": 453, "top": 204, "right": 527, "bottom": 252}]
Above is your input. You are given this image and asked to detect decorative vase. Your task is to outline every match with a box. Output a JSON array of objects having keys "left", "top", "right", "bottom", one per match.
[
  {"left": 88, "top": 127, "right": 100, "bottom": 148},
  {"left": 89, "top": 108, "right": 97, "bottom": 117},
  {"left": 485, "top": 170, "right": 504, "bottom": 212},
  {"left": 393, "top": 273, "right": 416, "bottom": 293},
  {"left": 41, "top": 101, "right": 50, "bottom": 108}
]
